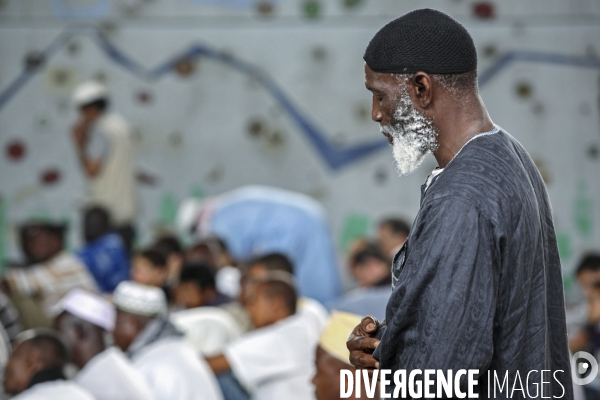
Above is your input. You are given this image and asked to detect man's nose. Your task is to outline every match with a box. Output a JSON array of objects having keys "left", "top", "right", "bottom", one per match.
[{"left": 371, "top": 100, "right": 382, "bottom": 122}]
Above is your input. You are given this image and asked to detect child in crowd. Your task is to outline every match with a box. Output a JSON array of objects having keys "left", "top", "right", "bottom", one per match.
[
  {"left": 235, "top": 253, "right": 328, "bottom": 338},
  {"left": 174, "top": 263, "right": 231, "bottom": 309},
  {"left": 131, "top": 249, "right": 169, "bottom": 288},
  {"left": 206, "top": 273, "right": 318, "bottom": 400}
]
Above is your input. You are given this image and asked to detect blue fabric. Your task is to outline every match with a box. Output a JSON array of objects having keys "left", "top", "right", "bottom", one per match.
[
  {"left": 327, "top": 286, "right": 391, "bottom": 321},
  {"left": 208, "top": 186, "right": 341, "bottom": 304},
  {"left": 216, "top": 372, "right": 250, "bottom": 400},
  {"left": 77, "top": 233, "right": 130, "bottom": 293}
]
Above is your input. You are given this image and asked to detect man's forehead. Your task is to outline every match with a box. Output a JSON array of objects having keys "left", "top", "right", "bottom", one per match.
[{"left": 364, "top": 65, "right": 402, "bottom": 90}]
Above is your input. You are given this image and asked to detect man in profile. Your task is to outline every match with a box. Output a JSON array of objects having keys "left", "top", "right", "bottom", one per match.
[{"left": 346, "top": 8, "right": 572, "bottom": 399}]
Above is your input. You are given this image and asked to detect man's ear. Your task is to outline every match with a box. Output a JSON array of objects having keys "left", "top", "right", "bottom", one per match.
[{"left": 411, "top": 72, "right": 434, "bottom": 108}]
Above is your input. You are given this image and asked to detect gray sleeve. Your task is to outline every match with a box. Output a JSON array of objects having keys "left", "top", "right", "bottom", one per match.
[{"left": 85, "top": 128, "right": 110, "bottom": 161}]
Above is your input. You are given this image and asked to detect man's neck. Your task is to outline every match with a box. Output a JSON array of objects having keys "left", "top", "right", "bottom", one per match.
[{"left": 432, "top": 94, "right": 494, "bottom": 168}]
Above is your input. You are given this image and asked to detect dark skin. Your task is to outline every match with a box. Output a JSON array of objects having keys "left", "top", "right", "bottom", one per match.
[
  {"left": 312, "top": 346, "right": 368, "bottom": 400},
  {"left": 72, "top": 104, "right": 103, "bottom": 178},
  {"left": 22, "top": 228, "right": 63, "bottom": 264},
  {"left": 112, "top": 309, "right": 153, "bottom": 352},
  {"left": 4, "top": 341, "right": 45, "bottom": 395},
  {"left": 348, "top": 65, "right": 494, "bottom": 371},
  {"left": 54, "top": 312, "right": 106, "bottom": 370},
  {"left": 174, "top": 281, "right": 217, "bottom": 309},
  {"left": 365, "top": 64, "right": 494, "bottom": 168}
]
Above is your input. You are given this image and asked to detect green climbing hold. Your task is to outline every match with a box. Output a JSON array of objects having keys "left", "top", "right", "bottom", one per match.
[{"left": 303, "top": 0, "right": 321, "bottom": 19}]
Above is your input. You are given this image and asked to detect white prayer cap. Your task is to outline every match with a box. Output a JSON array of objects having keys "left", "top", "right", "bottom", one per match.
[
  {"left": 56, "top": 289, "right": 116, "bottom": 331},
  {"left": 72, "top": 80, "right": 108, "bottom": 107},
  {"left": 113, "top": 281, "right": 167, "bottom": 317},
  {"left": 176, "top": 198, "right": 202, "bottom": 236}
]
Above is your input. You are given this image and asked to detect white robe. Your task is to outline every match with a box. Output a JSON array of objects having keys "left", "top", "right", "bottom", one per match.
[
  {"left": 76, "top": 347, "right": 156, "bottom": 400},
  {"left": 10, "top": 381, "right": 95, "bottom": 400},
  {"left": 224, "top": 314, "right": 319, "bottom": 400},
  {"left": 131, "top": 337, "right": 223, "bottom": 400}
]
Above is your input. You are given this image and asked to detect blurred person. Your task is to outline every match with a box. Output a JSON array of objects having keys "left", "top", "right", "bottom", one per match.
[
  {"left": 112, "top": 281, "right": 223, "bottom": 400},
  {"left": 152, "top": 235, "right": 184, "bottom": 288},
  {"left": 576, "top": 254, "right": 600, "bottom": 299},
  {"left": 209, "top": 237, "right": 242, "bottom": 300},
  {"left": 54, "top": 289, "right": 156, "bottom": 400},
  {"left": 207, "top": 273, "right": 318, "bottom": 400},
  {"left": 568, "top": 254, "right": 600, "bottom": 353},
  {"left": 0, "top": 291, "right": 23, "bottom": 344},
  {"left": 131, "top": 249, "right": 169, "bottom": 289},
  {"left": 347, "top": 8, "right": 571, "bottom": 398},
  {"left": 177, "top": 186, "right": 341, "bottom": 304},
  {"left": 187, "top": 238, "right": 242, "bottom": 299},
  {"left": 3, "top": 329, "right": 94, "bottom": 399},
  {"left": 236, "top": 253, "right": 328, "bottom": 337},
  {"left": 5, "top": 221, "right": 98, "bottom": 328},
  {"left": 71, "top": 80, "right": 137, "bottom": 253},
  {"left": 77, "top": 206, "right": 130, "bottom": 292},
  {"left": 174, "top": 263, "right": 231, "bottom": 309},
  {"left": 186, "top": 241, "right": 216, "bottom": 267},
  {"left": 312, "top": 311, "right": 371, "bottom": 400},
  {"left": 377, "top": 217, "right": 410, "bottom": 260},
  {"left": 327, "top": 243, "right": 391, "bottom": 321}
]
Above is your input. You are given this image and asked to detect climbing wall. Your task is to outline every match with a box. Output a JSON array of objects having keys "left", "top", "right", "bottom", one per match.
[{"left": 0, "top": 0, "right": 599, "bottom": 298}]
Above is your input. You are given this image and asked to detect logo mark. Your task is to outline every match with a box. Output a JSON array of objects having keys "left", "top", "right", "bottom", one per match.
[{"left": 572, "top": 351, "right": 599, "bottom": 385}]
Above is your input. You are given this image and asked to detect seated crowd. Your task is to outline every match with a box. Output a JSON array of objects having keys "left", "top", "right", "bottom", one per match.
[
  {"left": 0, "top": 207, "right": 413, "bottom": 400},
  {"left": 2, "top": 206, "right": 596, "bottom": 400}
]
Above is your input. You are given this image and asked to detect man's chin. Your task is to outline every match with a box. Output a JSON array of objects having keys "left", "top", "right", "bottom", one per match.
[{"left": 393, "top": 155, "right": 427, "bottom": 177}]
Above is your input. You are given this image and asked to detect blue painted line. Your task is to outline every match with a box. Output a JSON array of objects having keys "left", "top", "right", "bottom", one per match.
[
  {"left": 478, "top": 51, "right": 600, "bottom": 87},
  {"left": 1, "top": 26, "right": 599, "bottom": 169}
]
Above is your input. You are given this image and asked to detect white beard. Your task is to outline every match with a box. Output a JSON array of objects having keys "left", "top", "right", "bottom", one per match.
[{"left": 381, "top": 87, "right": 438, "bottom": 176}]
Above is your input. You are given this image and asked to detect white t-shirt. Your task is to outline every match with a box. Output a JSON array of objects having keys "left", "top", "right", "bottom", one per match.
[
  {"left": 297, "top": 297, "right": 328, "bottom": 341},
  {"left": 171, "top": 307, "right": 242, "bottom": 357},
  {"left": 76, "top": 347, "right": 156, "bottom": 400},
  {"left": 11, "top": 381, "right": 95, "bottom": 400},
  {"left": 224, "top": 314, "right": 318, "bottom": 400},
  {"left": 131, "top": 337, "right": 223, "bottom": 400},
  {"left": 86, "top": 112, "right": 136, "bottom": 224}
]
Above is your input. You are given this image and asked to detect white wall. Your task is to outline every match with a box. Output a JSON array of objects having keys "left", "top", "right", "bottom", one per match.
[{"left": 0, "top": 0, "right": 598, "bottom": 297}]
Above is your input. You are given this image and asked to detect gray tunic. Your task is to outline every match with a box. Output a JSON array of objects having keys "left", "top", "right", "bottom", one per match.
[{"left": 372, "top": 129, "right": 573, "bottom": 399}]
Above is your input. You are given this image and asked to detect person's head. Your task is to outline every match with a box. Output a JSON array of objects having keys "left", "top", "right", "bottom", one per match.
[
  {"left": 350, "top": 243, "right": 391, "bottom": 287},
  {"left": 575, "top": 254, "right": 600, "bottom": 298},
  {"left": 4, "top": 330, "right": 69, "bottom": 395},
  {"left": 206, "top": 236, "right": 236, "bottom": 269},
  {"left": 378, "top": 217, "right": 411, "bottom": 257},
  {"left": 131, "top": 249, "right": 169, "bottom": 287},
  {"left": 245, "top": 272, "right": 297, "bottom": 329},
  {"left": 111, "top": 281, "right": 167, "bottom": 352},
  {"left": 186, "top": 242, "right": 216, "bottom": 269},
  {"left": 174, "top": 263, "right": 217, "bottom": 309},
  {"left": 19, "top": 222, "right": 66, "bottom": 264},
  {"left": 53, "top": 289, "right": 115, "bottom": 369},
  {"left": 83, "top": 206, "right": 111, "bottom": 244},
  {"left": 313, "top": 311, "right": 365, "bottom": 400},
  {"left": 153, "top": 235, "right": 185, "bottom": 285},
  {"left": 364, "top": 9, "right": 479, "bottom": 176},
  {"left": 240, "top": 253, "right": 294, "bottom": 305},
  {"left": 73, "top": 81, "right": 109, "bottom": 124}
]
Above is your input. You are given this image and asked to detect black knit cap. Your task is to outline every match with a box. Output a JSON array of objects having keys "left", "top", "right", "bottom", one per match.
[{"left": 364, "top": 8, "right": 477, "bottom": 74}]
